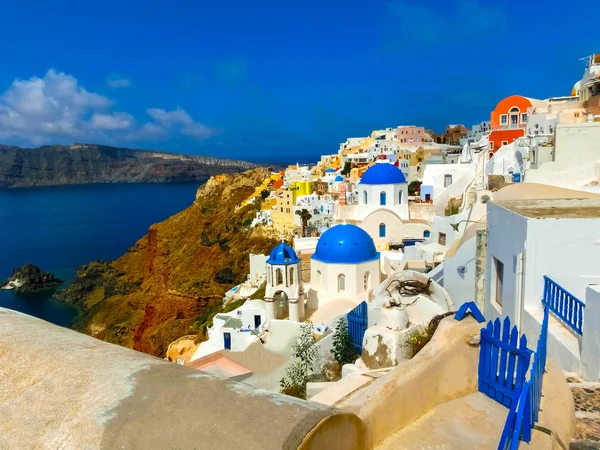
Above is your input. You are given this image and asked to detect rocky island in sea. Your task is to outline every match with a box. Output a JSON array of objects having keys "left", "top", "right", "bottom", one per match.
[{"left": 1, "top": 264, "right": 64, "bottom": 293}]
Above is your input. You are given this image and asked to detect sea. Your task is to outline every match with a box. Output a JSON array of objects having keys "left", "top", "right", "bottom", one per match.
[{"left": 0, "top": 182, "right": 202, "bottom": 327}]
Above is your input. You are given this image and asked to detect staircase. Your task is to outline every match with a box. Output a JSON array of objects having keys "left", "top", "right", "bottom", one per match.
[{"left": 567, "top": 373, "right": 600, "bottom": 449}]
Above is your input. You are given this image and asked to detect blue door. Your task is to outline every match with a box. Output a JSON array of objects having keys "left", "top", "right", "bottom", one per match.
[
  {"left": 223, "top": 332, "right": 231, "bottom": 350},
  {"left": 254, "top": 315, "right": 262, "bottom": 329},
  {"left": 347, "top": 301, "right": 368, "bottom": 354}
]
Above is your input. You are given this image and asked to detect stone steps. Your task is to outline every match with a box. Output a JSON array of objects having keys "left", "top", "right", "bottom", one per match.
[{"left": 566, "top": 373, "right": 600, "bottom": 449}]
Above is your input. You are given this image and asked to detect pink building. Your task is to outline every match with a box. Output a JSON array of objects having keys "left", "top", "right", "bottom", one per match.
[{"left": 397, "top": 125, "right": 426, "bottom": 145}]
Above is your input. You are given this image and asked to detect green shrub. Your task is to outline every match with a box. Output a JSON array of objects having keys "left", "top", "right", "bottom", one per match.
[{"left": 331, "top": 319, "right": 357, "bottom": 366}]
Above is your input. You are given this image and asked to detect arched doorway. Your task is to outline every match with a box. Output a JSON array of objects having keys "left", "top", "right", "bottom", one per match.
[
  {"left": 273, "top": 291, "right": 289, "bottom": 319},
  {"left": 380, "top": 191, "right": 386, "bottom": 205},
  {"left": 379, "top": 223, "right": 386, "bottom": 238},
  {"left": 363, "top": 190, "right": 368, "bottom": 204}
]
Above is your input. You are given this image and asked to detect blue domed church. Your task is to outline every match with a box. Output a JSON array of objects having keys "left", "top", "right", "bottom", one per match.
[
  {"left": 309, "top": 223, "right": 380, "bottom": 303},
  {"left": 336, "top": 160, "right": 430, "bottom": 250}
]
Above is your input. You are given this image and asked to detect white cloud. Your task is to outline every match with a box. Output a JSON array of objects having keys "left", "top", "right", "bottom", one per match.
[
  {"left": 146, "top": 107, "right": 214, "bottom": 140},
  {"left": 107, "top": 77, "right": 131, "bottom": 88},
  {"left": 90, "top": 112, "right": 134, "bottom": 130},
  {"left": 0, "top": 69, "right": 216, "bottom": 146}
]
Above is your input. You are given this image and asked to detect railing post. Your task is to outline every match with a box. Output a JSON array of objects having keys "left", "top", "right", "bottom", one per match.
[{"left": 581, "top": 286, "right": 600, "bottom": 380}]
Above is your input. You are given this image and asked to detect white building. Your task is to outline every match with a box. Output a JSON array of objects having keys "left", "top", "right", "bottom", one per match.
[
  {"left": 420, "top": 163, "right": 474, "bottom": 203},
  {"left": 190, "top": 300, "right": 268, "bottom": 360},
  {"left": 525, "top": 121, "right": 600, "bottom": 192},
  {"left": 284, "top": 164, "right": 312, "bottom": 183},
  {"left": 459, "top": 121, "right": 491, "bottom": 147},
  {"left": 484, "top": 196, "right": 600, "bottom": 378}
]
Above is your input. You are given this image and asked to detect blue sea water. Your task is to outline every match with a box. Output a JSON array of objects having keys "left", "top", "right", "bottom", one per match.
[{"left": 0, "top": 183, "right": 202, "bottom": 327}]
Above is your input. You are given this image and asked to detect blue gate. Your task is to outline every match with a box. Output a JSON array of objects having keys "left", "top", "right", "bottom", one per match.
[
  {"left": 347, "top": 301, "right": 368, "bottom": 354},
  {"left": 478, "top": 317, "right": 532, "bottom": 409}
]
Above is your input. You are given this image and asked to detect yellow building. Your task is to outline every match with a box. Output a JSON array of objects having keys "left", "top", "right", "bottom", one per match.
[
  {"left": 289, "top": 180, "right": 315, "bottom": 198},
  {"left": 270, "top": 189, "right": 296, "bottom": 233}
]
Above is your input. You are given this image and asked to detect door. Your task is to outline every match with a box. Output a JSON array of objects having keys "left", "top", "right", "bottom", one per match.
[
  {"left": 223, "top": 332, "right": 231, "bottom": 350},
  {"left": 425, "top": 194, "right": 431, "bottom": 202},
  {"left": 254, "top": 315, "right": 262, "bottom": 329}
]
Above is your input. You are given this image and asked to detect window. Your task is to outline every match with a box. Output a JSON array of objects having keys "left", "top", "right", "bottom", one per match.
[
  {"left": 490, "top": 142, "right": 494, "bottom": 150},
  {"left": 280, "top": 207, "right": 284, "bottom": 212},
  {"left": 423, "top": 230, "right": 431, "bottom": 238},
  {"left": 289, "top": 267, "right": 295, "bottom": 285},
  {"left": 363, "top": 272, "right": 371, "bottom": 291},
  {"left": 438, "top": 232, "right": 446, "bottom": 246},
  {"left": 337, "top": 274, "right": 346, "bottom": 292},
  {"left": 493, "top": 257, "right": 504, "bottom": 305},
  {"left": 363, "top": 191, "right": 368, "bottom": 204},
  {"left": 380, "top": 191, "right": 387, "bottom": 205},
  {"left": 315, "top": 270, "right": 322, "bottom": 290},
  {"left": 276, "top": 268, "right": 283, "bottom": 285},
  {"left": 444, "top": 174, "right": 452, "bottom": 188},
  {"left": 398, "top": 191, "right": 403, "bottom": 204},
  {"left": 501, "top": 141, "right": 508, "bottom": 146},
  {"left": 379, "top": 223, "right": 386, "bottom": 238},
  {"left": 500, "top": 114, "right": 508, "bottom": 125},
  {"left": 521, "top": 113, "right": 528, "bottom": 123}
]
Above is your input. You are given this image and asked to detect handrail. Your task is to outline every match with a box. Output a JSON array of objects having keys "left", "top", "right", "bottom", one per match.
[{"left": 542, "top": 276, "right": 585, "bottom": 335}]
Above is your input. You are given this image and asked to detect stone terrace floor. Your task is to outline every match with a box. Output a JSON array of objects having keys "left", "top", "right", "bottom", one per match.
[{"left": 567, "top": 374, "right": 600, "bottom": 449}]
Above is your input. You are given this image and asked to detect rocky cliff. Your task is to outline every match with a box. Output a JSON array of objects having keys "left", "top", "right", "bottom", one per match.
[
  {"left": 58, "top": 168, "right": 279, "bottom": 357},
  {"left": 0, "top": 143, "right": 258, "bottom": 188}
]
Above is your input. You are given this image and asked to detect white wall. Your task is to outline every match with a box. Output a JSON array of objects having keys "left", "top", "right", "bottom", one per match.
[
  {"left": 484, "top": 203, "right": 528, "bottom": 326},
  {"left": 523, "top": 216, "right": 600, "bottom": 305},
  {"left": 443, "top": 237, "right": 477, "bottom": 306},
  {"left": 311, "top": 259, "right": 380, "bottom": 301},
  {"left": 360, "top": 183, "right": 409, "bottom": 210},
  {"left": 554, "top": 122, "right": 600, "bottom": 167},
  {"left": 582, "top": 286, "right": 600, "bottom": 381},
  {"left": 249, "top": 254, "right": 268, "bottom": 282}
]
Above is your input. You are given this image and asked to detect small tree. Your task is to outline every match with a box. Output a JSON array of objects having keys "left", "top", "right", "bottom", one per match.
[
  {"left": 331, "top": 319, "right": 357, "bottom": 366},
  {"left": 340, "top": 161, "right": 352, "bottom": 175},
  {"left": 280, "top": 321, "right": 318, "bottom": 399},
  {"left": 260, "top": 189, "right": 270, "bottom": 200},
  {"left": 295, "top": 209, "right": 313, "bottom": 237},
  {"left": 408, "top": 180, "right": 422, "bottom": 196}
]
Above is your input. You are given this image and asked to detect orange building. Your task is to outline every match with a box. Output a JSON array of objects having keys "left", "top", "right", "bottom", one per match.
[{"left": 488, "top": 95, "right": 546, "bottom": 154}]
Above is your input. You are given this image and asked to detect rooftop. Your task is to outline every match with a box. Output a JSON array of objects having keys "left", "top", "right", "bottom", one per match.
[{"left": 494, "top": 198, "right": 600, "bottom": 219}]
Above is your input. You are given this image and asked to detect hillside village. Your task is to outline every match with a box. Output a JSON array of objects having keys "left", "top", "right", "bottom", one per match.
[
  {"left": 3, "top": 54, "right": 600, "bottom": 450},
  {"left": 162, "top": 54, "right": 600, "bottom": 448}
]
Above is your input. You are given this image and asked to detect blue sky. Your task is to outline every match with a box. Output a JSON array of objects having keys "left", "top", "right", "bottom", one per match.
[{"left": 0, "top": 0, "right": 598, "bottom": 163}]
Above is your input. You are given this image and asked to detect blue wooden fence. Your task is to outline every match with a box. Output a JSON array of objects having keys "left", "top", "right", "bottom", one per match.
[
  {"left": 542, "top": 275, "right": 584, "bottom": 335},
  {"left": 347, "top": 301, "right": 368, "bottom": 354},
  {"left": 498, "top": 304, "right": 550, "bottom": 450},
  {"left": 478, "top": 317, "right": 532, "bottom": 409}
]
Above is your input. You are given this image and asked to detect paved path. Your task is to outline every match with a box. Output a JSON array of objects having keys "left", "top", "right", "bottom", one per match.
[
  {"left": 374, "top": 392, "right": 506, "bottom": 450},
  {"left": 567, "top": 374, "right": 600, "bottom": 449}
]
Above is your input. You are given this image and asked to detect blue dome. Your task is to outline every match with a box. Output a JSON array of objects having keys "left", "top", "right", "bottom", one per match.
[
  {"left": 360, "top": 163, "right": 406, "bottom": 185},
  {"left": 267, "top": 241, "right": 300, "bottom": 265},
  {"left": 334, "top": 175, "right": 344, "bottom": 182},
  {"left": 312, "top": 224, "right": 379, "bottom": 264},
  {"left": 325, "top": 168, "right": 335, "bottom": 173}
]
